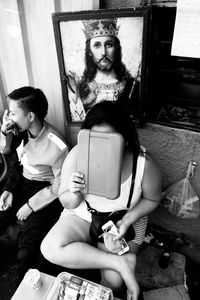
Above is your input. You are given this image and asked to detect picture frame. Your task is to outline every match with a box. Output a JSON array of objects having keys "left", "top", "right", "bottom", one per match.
[{"left": 52, "top": 8, "right": 150, "bottom": 125}]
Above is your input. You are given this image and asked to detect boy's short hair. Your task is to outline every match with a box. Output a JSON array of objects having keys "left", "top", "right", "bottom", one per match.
[{"left": 7, "top": 86, "right": 48, "bottom": 121}]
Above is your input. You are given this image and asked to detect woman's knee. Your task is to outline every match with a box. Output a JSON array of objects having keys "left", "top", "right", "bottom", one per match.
[
  {"left": 40, "top": 233, "right": 64, "bottom": 264},
  {"left": 41, "top": 235, "right": 54, "bottom": 262},
  {"left": 41, "top": 215, "right": 91, "bottom": 264},
  {"left": 40, "top": 218, "right": 68, "bottom": 263},
  {"left": 40, "top": 228, "right": 74, "bottom": 264},
  {"left": 101, "top": 269, "right": 124, "bottom": 290}
]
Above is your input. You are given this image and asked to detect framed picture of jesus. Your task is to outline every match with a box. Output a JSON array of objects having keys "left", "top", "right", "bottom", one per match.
[{"left": 52, "top": 7, "right": 150, "bottom": 125}]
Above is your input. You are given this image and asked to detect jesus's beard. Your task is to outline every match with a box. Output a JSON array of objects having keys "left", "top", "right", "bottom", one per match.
[{"left": 96, "top": 58, "right": 113, "bottom": 71}]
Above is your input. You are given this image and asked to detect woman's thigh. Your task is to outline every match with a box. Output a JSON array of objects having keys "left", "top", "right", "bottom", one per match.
[{"left": 42, "top": 213, "right": 92, "bottom": 248}]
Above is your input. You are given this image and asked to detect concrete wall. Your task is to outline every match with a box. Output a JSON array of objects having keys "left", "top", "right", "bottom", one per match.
[
  {"left": 138, "top": 123, "right": 200, "bottom": 197},
  {"left": 138, "top": 123, "right": 200, "bottom": 262}
]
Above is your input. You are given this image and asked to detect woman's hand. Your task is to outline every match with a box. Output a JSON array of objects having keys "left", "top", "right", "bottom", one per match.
[
  {"left": 68, "top": 172, "right": 85, "bottom": 193},
  {"left": 103, "top": 232, "right": 123, "bottom": 253},
  {"left": 115, "top": 219, "right": 129, "bottom": 241}
]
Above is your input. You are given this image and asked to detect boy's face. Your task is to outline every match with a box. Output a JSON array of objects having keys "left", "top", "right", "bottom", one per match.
[{"left": 8, "top": 99, "right": 30, "bottom": 132}]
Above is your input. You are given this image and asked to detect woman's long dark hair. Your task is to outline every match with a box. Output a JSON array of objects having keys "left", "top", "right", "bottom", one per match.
[{"left": 81, "top": 101, "right": 141, "bottom": 157}]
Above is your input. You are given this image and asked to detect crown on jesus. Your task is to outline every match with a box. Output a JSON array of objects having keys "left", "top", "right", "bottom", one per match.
[{"left": 82, "top": 19, "right": 119, "bottom": 40}]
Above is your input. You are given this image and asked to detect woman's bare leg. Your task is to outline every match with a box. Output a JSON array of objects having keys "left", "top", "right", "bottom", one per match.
[
  {"left": 98, "top": 241, "right": 140, "bottom": 299},
  {"left": 41, "top": 214, "right": 139, "bottom": 300}
]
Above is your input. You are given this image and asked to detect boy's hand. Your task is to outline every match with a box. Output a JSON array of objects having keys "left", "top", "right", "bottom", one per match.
[
  {"left": 1, "top": 109, "right": 15, "bottom": 135},
  {"left": 16, "top": 203, "right": 32, "bottom": 220},
  {"left": 0, "top": 191, "right": 13, "bottom": 211}
]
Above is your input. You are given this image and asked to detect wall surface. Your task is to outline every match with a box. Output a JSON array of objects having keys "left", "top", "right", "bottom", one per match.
[
  {"left": 0, "top": 0, "right": 99, "bottom": 135},
  {"left": 138, "top": 123, "right": 200, "bottom": 262},
  {"left": 138, "top": 123, "right": 200, "bottom": 196}
]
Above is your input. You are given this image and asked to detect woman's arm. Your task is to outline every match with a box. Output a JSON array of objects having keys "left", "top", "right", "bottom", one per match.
[
  {"left": 58, "top": 145, "right": 85, "bottom": 209},
  {"left": 117, "top": 156, "right": 162, "bottom": 236}
]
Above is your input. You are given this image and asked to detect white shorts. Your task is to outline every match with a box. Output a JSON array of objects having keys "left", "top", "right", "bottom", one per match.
[{"left": 61, "top": 208, "right": 148, "bottom": 245}]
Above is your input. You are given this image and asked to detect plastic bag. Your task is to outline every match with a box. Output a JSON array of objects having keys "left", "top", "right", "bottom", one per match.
[{"left": 162, "top": 161, "right": 200, "bottom": 219}]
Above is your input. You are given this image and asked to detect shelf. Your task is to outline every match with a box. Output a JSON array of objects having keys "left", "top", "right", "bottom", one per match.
[{"left": 146, "top": 119, "right": 200, "bottom": 133}]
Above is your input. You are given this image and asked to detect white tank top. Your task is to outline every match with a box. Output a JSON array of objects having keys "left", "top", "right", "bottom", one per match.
[{"left": 63, "top": 149, "right": 146, "bottom": 223}]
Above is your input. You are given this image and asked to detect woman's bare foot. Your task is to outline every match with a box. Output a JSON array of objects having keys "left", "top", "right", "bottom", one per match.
[{"left": 118, "top": 253, "right": 140, "bottom": 300}]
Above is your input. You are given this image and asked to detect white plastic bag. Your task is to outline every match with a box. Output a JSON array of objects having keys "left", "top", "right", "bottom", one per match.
[{"left": 162, "top": 161, "right": 200, "bottom": 219}]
